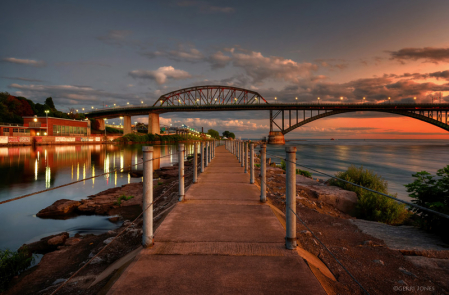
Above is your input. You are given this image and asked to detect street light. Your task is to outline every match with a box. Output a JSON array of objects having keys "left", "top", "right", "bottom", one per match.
[
  {"left": 363, "top": 97, "right": 366, "bottom": 103},
  {"left": 340, "top": 96, "right": 343, "bottom": 104},
  {"left": 317, "top": 97, "right": 320, "bottom": 104},
  {"left": 82, "top": 108, "right": 85, "bottom": 111},
  {"left": 44, "top": 110, "right": 49, "bottom": 134},
  {"left": 127, "top": 102, "right": 129, "bottom": 105},
  {"left": 388, "top": 97, "right": 391, "bottom": 104},
  {"left": 103, "top": 118, "right": 107, "bottom": 136},
  {"left": 141, "top": 101, "right": 143, "bottom": 104}
]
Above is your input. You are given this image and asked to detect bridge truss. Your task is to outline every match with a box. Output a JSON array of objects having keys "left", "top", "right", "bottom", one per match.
[
  {"left": 153, "top": 85, "right": 267, "bottom": 106},
  {"left": 271, "top": 108, "right": 449, "bottom": 134}
]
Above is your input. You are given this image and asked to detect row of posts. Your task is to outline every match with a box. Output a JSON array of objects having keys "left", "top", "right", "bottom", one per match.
[
  {"left": 142, "top": 139, "right": 219, "bottom": 248},
  {"left": 225, "top": 140, "right": 298, "bottom": 250},
  {"left": 143, "top": 139, "right": 298, "bottom": 251}
]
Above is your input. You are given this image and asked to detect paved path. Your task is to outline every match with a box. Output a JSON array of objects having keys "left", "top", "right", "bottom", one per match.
[{"left": 108, "top": 145, "right": 325, "bottom": 295}]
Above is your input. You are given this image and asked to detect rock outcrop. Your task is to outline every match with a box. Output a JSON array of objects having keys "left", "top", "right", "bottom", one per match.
[
  {"left": 36, "top": 199, "right": 81, "bottom": 218},
  {"left": 294, "top": 174, "right": 357, "bottom": 214}
]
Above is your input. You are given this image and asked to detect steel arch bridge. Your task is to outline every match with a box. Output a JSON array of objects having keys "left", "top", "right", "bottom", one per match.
[
  {"left": 153, "top": 85, "right": 267, "bottom": 106},
  {"left": 84, "top": 85, "right": 449, "bottom": 140},
  {"left": 275, "top": 109, "right": 449, "bottom": 135}
]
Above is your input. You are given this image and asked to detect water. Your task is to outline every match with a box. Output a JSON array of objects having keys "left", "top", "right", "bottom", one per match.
[
  {"left": 1, "top": 140, "right": 448, "bottom": 251},
  {"left": 265, "top": 139, "right": 449, "bottom": 202},
  {"left": 0, "top": 143, "right": 199, "bottom": 251}
]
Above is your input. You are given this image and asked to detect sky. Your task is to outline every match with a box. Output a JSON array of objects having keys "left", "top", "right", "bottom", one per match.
[{"left": 1, "top": 0, "right": 449, "bottom": 139}]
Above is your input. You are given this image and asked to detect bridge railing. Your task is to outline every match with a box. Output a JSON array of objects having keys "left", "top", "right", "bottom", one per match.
[{"left": 85, "top": 102, "right": 449, "bottom": 114}]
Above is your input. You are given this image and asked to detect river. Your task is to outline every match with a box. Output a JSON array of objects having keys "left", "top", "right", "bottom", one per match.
[
  {"left": 0, "top": 143, "right": 198, "bottom": 251},
  {"left": 1, "top": 139, "right": 448, "bottom": 251}
]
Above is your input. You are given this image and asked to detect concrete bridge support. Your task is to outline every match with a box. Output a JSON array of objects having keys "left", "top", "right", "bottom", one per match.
[
  {"left": 123, "top": 116, "right": 132, "bottom": 135},
  {"left": 97, "top": 119, "right": 105, "bottom": 131},
  {"left": 267, "top": 131, "right": 285, "bottom": 145},
  {"left": 148, "top": 113, "right": 160, "bottom": 135}
]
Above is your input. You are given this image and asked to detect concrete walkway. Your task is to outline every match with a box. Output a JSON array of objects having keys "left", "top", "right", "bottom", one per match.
[{"left": 108, "top": 145, "right": 325, "bottom": 295}]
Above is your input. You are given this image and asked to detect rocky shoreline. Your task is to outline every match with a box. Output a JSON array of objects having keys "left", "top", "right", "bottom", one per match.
[{"left": 5, "top": 159, "right": 449, "bottom": 294}]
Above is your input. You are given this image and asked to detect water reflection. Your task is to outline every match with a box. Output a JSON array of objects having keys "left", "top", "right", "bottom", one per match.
[{"left": 0, "top": 143, "right": 195, "bottom": 251}]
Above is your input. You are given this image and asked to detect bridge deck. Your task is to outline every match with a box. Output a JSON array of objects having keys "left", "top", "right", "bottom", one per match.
[{"left": 107, "top": 145, "right": 325, "bottom": 295}]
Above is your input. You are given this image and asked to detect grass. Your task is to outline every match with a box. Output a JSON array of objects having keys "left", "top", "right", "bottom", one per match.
[
  {"left": 115, "top": 195, "right": 134, "bottom": 206},
  {"left": 0, "top": 248, "right": 34, "bottom": 292}
]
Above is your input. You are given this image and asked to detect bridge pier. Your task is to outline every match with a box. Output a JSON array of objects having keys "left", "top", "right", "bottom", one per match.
[
  {"left": 148, "top": 113, "right": 160, "bottom": 135},
  {"left": 123, "top": 115, "right": 132, "bottom": 135},
  {"left": 97, "top": 119, "right": 105, "bottom": 131},
  {"left": 267, "top": 131, "right": 285, "bottom": 145}
]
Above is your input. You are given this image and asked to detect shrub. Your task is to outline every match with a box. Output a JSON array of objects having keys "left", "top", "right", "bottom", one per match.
[
  {"left": 0, "top": 248, "right": 34, "bottom": 292},
  {"left": 296, "top": 168, "right": 312, "bottom": 178},
  {"left": 405, "top": 166, "right": 449, "bottom": 242},
  {"left": 278, "top": 160, "right": 312, "bottom": 178},
  {"left": 329, "top": 166, "right": 410, "bottom": 225},
  {"left": 115, "top": 195, "right": 134, "bottom": 205}
]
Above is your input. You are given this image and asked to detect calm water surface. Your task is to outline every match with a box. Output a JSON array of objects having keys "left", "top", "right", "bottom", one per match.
[
  {"left": 1, "top": 140, "right": 449, "bottom": 251},
  {"left": 265, "top": 139, "right": 449, "bottom": 202},
  {"left": 0, "top": 143, "right": 198, "bottom": 251}
]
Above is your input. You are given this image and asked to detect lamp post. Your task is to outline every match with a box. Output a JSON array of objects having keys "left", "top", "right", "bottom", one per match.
[
  {"left": 317, "top": 97, "right": 320, "bottom": 104},
  {"left": 44, "top": 110, "right": 49, "bottom": 135},
  {"left": 388, "top": 97, "right": 391, "bottom": 104},
  {"left": 414, "top": 97, "right": 417, "bottom": 103},
  {"left": 363, "top": 97, "right": 366, "bottom": 104},
  {"left": 120, "top": 116, "right": 123, "bottom": 129},
  {"left": 104, "top": 118, "right": 107, "bottom": 136},
  {"left": 340, "top": 96, "right": 343, "bottom": 104}
]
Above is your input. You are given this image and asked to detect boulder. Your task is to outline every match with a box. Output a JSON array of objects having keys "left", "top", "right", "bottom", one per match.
[
  {"left": 19, "top": 232, "right": 69, "bottom": 254},
  {"left": 294, "top": 174, "right": 357, "bottom": 215},
  {"left": 36, "top": 199, "right": 81, "bottom": 218}
]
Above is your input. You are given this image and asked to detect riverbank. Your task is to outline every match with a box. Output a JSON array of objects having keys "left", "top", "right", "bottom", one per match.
[
  {"left": 4, "top": 158, "right": 197, "bottom": 294},
  {"left": 4, "top": 159, "right": 448, "bottom": 294}
]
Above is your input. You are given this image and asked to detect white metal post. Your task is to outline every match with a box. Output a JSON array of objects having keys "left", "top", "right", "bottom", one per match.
[
  {"left": 193, "top": 142, "right": 198, "bottom": 183},
  {"left": 285, "top": 146, "right": 297, "bottom": 249},
  {"left": 200, "top": 142, "right": 205, "bottom": 173},
  {"left": 205, "top": 142, "right": 209, "bottom": 167},
  {"left": 244, "top": 141, "right": 248, "bottom": 173},
  {"left": 178, "top": 143, "right": 185, "bottom": 201},
  {"left": 260, "top": 144, "right": 266, "bottom": 202},
  {"left": 250, "top": 143, "right": 254, "bottom": 183},
  {"left": 142, "top": 146, "right": 153, "bottom": 247}
]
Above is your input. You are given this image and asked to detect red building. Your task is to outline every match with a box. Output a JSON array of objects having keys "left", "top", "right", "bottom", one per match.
[{"left": 0, "top": 116, "right": 90, "bottom": 136}]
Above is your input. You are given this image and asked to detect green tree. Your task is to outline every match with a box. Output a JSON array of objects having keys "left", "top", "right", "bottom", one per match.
[
  {"left": 45, "top": 97, "right": 56, "bottom": 109},
  {"left": 405, "top": 166, "right": 449, "bottom": 242},
  {"left": 222, "top": 130, "right": 235, "bottom": 139},
  {"left": 207, "top": 129, "right": 220, "bottom": 139}
]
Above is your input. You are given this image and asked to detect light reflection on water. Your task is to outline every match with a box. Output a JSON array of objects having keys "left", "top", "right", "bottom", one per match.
[
  {"left": 265, "top": 139, "right": 449, "bottom": 202},
  {"left": 0, "top": 143, "right": 199, "bottom": 251}
]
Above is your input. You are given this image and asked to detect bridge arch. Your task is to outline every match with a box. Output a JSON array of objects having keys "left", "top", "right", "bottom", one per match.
[
  {"left": 154, "top": 85, "right": 267, "bottom": 106},
  {"left": 282, "top": 110, "right": 449, "bottom": 134}
]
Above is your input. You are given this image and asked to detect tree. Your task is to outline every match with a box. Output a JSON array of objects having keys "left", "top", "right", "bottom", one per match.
[
  {"left": 207, "top": 129, "right": 220, "bottom": 139},
  {"left": 45, "top": 97, "right": 56, "bottom": 109},
  {"left": 222, "top": 130, "right": 235, "bottom": 139}
]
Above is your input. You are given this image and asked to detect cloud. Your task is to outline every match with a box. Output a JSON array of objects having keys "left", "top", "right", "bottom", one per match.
[
  {"left": 129, "top": 66, "right": 192, "bottom": 84},
  {"left": 55, "top": 61, "right": 111, "bottom": 67},
  {"left": 176, "top": 1, "right": 234, "bottom": 13},
  {"left": 96, "top": 30, "right": 148, "bottom": 48},
  {"left": 209, "top": 51, "right": 232, "bottom": 69},
  {"left": 1, "top": 76, "right": 44, "bottom": 82},
  {"left": 2, "top": 57, "right": 46, "bottom": 67},
  {"left": 389, "top": 47, "right": 449, "bottom": 63},
  {"left": 208, "top": 49, "right": 318, "bottom": 83},
  {"left": 8, "top": 83, "right": 144, "bottom": 106},
  {"left": 143, "top": 44, "right": 204, "bottom": 63}
]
